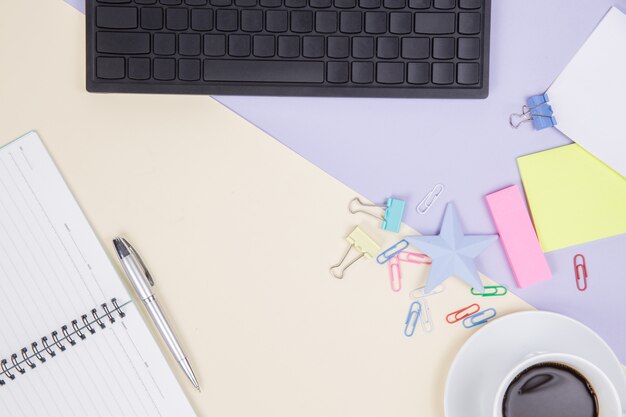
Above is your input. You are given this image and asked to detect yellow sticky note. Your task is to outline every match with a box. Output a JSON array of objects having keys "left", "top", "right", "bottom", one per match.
[{"left": 517, "top": 144, "right": 626, "bottom": 252}]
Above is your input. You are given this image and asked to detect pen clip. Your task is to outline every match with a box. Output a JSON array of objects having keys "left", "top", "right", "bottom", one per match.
[{"left": 122, "top": 238, "right": 155, "bottom": 286}]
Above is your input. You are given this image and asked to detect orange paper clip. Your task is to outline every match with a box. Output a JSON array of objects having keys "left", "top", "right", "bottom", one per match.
[
  {"left": 446, "top": 304, "right": 480, "bottom": 324},
  {"left": 574, "top": 254, "right": 588, "bottom": 292}
]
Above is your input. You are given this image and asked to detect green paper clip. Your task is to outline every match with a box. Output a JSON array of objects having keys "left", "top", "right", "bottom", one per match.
[{"left": 470, "top": 286, "right": 508, "bottom": 297}]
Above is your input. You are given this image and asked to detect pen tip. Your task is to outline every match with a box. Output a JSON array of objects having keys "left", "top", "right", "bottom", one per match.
[{"left": 113, "top": 238, "right": 130, "bottom": 257}]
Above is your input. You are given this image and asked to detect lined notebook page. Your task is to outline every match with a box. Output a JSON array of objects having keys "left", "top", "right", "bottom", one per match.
[{"left": 0, "top": 132, "right": 196, "bottom": 417}]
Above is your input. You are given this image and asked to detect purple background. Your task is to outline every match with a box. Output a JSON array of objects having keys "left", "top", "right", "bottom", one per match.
[{"left": 215, "top": 0, "right": 626, "bottom": 362}]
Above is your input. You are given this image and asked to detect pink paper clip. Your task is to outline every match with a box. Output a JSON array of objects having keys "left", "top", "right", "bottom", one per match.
[
  {"left": 574, "top": 254, "right": 588, "bottom": 292},
  {"left": 397, "top": 251, "right": 431, "bottom": 264},
  {"left": 389, "top": 256, "right": 402, "bottom": 292},
  {"left": 446, "top": 304, "right": 481, "bottom": 324},
  {"left": 387, "top": 251, "right": 432, "bottom": 292}
]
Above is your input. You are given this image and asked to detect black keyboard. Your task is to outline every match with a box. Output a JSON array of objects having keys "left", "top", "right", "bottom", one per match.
[{"left": 86, "top": 0, "right": 490, "bottom": 98}]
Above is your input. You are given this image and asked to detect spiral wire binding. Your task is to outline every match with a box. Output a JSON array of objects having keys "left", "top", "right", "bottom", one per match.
[{"left": 0, "top": 298, "right": 127, "bottom": 386}]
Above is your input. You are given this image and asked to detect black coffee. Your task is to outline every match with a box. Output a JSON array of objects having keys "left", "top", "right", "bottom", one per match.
[{"left": 502, "top": 362, "right": 598, "bottom": 417}]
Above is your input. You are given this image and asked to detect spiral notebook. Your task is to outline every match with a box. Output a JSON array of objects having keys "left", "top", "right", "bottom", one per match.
[{"left": 0, "top": 132, "right": 196, "bottom": 416}]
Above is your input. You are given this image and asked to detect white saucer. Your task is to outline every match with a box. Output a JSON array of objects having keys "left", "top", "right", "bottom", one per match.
[{"left": 444, "top": 311, "right": 626, "bottom": 417}]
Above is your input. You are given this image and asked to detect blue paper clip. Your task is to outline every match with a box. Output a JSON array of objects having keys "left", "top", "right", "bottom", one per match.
[
  {"left": 377, "top": 239, "right": 409, "bottom": 264},
  {"left": 509, "top": 93, "right": 557, "bottom": 130},
  {"left": 404, "top": 301, "right": 421, "bottom": 337},
  {"left": 349, "top": 197, "right": 406, "bottom": 233},
  {"left": 462, "top": 308, "right": 496, "bottom": 328}
]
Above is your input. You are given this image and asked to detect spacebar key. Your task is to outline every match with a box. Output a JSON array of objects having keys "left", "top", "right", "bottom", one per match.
[{"left": 204, "top": 60, "right": 324, "bottom": 83}]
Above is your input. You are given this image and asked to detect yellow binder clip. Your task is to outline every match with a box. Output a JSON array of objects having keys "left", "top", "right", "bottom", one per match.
[{"left": 330, "top": 226, "right": 381, "bottom": 279}]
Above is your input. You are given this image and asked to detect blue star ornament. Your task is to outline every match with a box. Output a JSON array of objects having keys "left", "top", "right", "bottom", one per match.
[{"left": 406, "top": 203, "right": 498, "bottom": 293}]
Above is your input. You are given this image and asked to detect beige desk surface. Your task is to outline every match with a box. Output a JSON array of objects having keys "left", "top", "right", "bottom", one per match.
[{"left": 0, "top": 1, "right": 537, "bottom": 416}]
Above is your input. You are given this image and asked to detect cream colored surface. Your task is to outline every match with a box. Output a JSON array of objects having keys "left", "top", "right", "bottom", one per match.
[{"left": 0, "top": 1, "right": 534, "bottom": 416}]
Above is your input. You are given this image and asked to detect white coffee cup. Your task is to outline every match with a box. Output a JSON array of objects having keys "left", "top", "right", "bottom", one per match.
[{"left": 487, "top": 352, "right": 623, "bottom": 417}]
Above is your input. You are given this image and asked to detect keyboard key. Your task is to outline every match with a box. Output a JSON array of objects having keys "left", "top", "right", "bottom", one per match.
[
  {"left": 211, "top": 0, "right": 231, "bottom": 5},
  {"left": 434, "top": 0, "right": 454, "bottom": 9},
  {"left": 96, "top": 57, "right": 125, "bottom": 79},
  {"left": 408, "top": 0, "right": 429, "bottom": 8},
  {"left": 141, "top": 7, "right": 163, "bottom": 30},
  {"left": 458, "top": 12, "right": 480, "bottom": 34},
  {"left": 261, "top": 0, "right": 282, "bottom": 6},
  {"left": 315, "top": 11, "right": 337, "bottom": 33},
  {"left": 204, "top": 60, "right": 324, "bottom": 82},
  {"left": 267, "top": 10, "right": 288, "bottom": 32},
  {"left": 204, "top": 34, "right": 226, "bottom": 56},
  {"left": 376, "top": 62, "right": 403, "bottom": 83},
  {"left": 154, "top": 58, "right": 176, "bottom": 80},
  {"left": 135, "top": 0, "right": 156, "bottom": 4},
  {"left": 278, "top": 36, "right": 300, "bottom": 57},
  {"left": 414, "top": 12, "right": 455, "bottom": 34},
  {"left": 407, "top": 62, "right": 429, "bottom": 84},
  {"left": 334, "top": 0, "right": 356, "bottom": 8},
  {"left": 179, "top": 33, "right": 201, "bottom": 55},
  {"left": 352, "top": 36, "right": 373, "bottom": 58},
  {"left": 433, "top": 37, "right": 454, "bottom": 59},
  {"left": 97, "top": 32, "right": 150, "bottom": 54},
  {"left": 97, "top": 0, "right": 131, "bottom": 3},
  {"left": 216, "top": 9, "right": 238, "bottom": 31},
  {"left": 359, "top": 0, "right": 380, "bottom": 8},
  {"left": 383, "top": 0, "right": 404, "bottom": 8},
  {"left": 377, "top": 37, "right": 398, "bottom": 59},
  {"left": 161, "top": 0, "right": 182, "bottom": 4},
  {"left": 253, "top": 35, "right": 275, "bottom": 56},
  {"left": 327, "top": 61, "right": 349, "bottom": 83},
  {"left": 389, "top": 12, "right": 411, "bottom": 34},
  {"left": 457, "top": 62, "right": 479, "bottom": 84},
  {"left": 242, "top": 10, "right": 263, "bottom": 32},
  {"left": 459, "top": 0, "right": 480, "bottom": 9},
  {"left": 229, "top": 34, "right": 251, "bottom": 56},
  {"left": 236, "top": 0, "right": 257, "bottom": 5},
  {"left": 128, "top": 57, "right": 150, "bottom": 79},
  {"left": 191, "top": 9, "right": 213, "bottom": 31},
  {"left": 291, "top": 11, "right": 313, "bottom": 33},
  {"left": 166, "top": 8, "right": 188, "bottom": 30},
  {"left": 310, "top": 0, "right": 332, "bottom": 8},
  {"left": 185, "top": 0, "right": 207, "bottom": 4},
  {"left": 97, "top": 7, "right": 137, "bottom": 29},
  {"left": 365, "top": 12, "right": 386, "bottom": 34},
  {"left": 179, "top": 59, "right": 201, "bottom": 80},
  {"left": 457, "top": 37, "right": 479, "bottom": 59},
  {"left": 401, "top": 37, "right": 429, "bottom": 59},
  {"left": 328, "top": 36, "right": 349, "bottom": 58},
  {"left": 302, "top": 36, "right": 324, "bottom": 57},
  {"left": 286, "top": 0, "right": 307, "bottom": 6},
  {"left": 340, "top": 11, "right": 361, "bottom": 34},
  {"left": 154, "top": 33, "right": 176, "bottom": 55},
  {"left": 432, "top": 62, "right": 453, "bottom": 84},
  {"left": 352, "top": 61, "right": 373, "bottom": 83}
]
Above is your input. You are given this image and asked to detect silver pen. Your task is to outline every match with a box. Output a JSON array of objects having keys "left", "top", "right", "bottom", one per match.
[{"left": 113, "top": 237, "right": 200, "bottom": 391}]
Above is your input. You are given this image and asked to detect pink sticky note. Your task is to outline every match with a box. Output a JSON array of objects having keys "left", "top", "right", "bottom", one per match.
[{"left": 485, "top": 185, "right": 551, "bottom": 288}]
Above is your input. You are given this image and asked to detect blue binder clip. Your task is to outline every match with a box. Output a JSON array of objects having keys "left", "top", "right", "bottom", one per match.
[
  {"left": 509, "top": 93, "right": 557, "bottom": 130},
  {"left": 349, "top": 197, "right": 406, "bottom": 233}
]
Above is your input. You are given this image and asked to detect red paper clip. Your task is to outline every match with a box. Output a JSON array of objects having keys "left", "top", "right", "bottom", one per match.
[
  {"left": 574, "top": 254, "right": 588, "bottom": 292},
  {"left": 446, "top": 303, "right": 481, "bottom": 324}
]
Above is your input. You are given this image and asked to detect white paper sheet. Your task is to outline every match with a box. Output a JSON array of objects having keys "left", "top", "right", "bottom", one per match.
[
  {"left": 0, "top": 132, "right": 196, "bottom": 417},
  {"left": 547, "top": 7, "right": 626, "bottom": 178}
]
